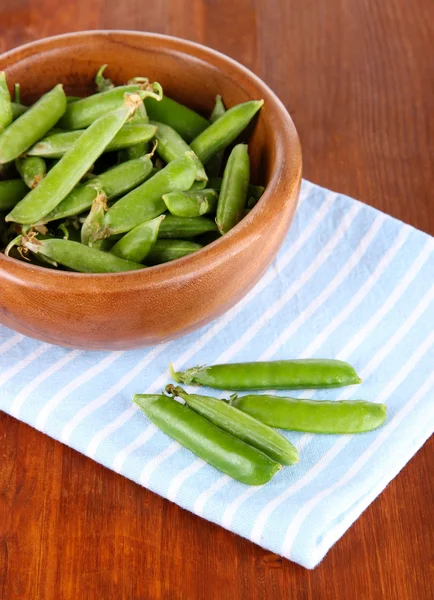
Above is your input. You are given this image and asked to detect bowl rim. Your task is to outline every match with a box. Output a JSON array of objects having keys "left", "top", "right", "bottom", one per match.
[{"left": 0, "top": 30, "right": 302, "bottom": 285}]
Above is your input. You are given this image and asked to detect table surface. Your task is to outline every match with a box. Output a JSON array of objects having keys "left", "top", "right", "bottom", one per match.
[{"left": 1, "top": 1, "right": 433, "bottom": 598}]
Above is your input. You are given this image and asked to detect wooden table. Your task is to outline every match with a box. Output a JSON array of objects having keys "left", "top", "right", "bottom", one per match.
[{"left": 1, "top": 1, "right": 433, "bottom": 598}]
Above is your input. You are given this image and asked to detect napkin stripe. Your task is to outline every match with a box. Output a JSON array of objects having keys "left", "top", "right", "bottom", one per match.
[
  {"left": 9, "top": 349, "right": 82, "bottom": 418},
  {"left": 298, "top": 226, "right": 410, "bottom": 358},
  {"left": 261, "top": 213, "right": 386, "bottom": 359},
  {"left": 217, "top": 245, "right": 433, "bottom": 530},
  {"left": 0, "top": 333, "right": 23, "bottom": 355},
  {"left": 60, "top": 344, "right": 168, "bottom": 443},
  {"left": 35, "top": 352, "right": 122, "bottom": 430},
  {"left": 0, "top": 343, "right": 50, "bottom": 388}
]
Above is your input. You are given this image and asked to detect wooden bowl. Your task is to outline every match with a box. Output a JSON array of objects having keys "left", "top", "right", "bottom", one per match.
[{"left": 0, "top": 31, "right": 302, "bottom": 350}]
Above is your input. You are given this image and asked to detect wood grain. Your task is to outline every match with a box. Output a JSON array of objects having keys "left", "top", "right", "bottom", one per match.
[{"left": 0, "top": 0, "right": 433, "bottom": 598}]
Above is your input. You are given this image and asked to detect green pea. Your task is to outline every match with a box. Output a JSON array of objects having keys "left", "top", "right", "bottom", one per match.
[
  {"left": 0, "top": 179, "right": 28, "bottom": 211},
  {"left": 0, "top": 72, "right": 13, "bottom": 132},
  {"left": 145, "top": 95, "right": 209, "bottom": 142},
  {"left": 38, "top": 155, "right": 155, "bottom": 224},
  {"left": 158, "top": 215, "right": 218, "bottom": 239},
  {"left": 16, "top": 156, "right": 47, "bottom": 189},
  {"left": 170, "top": 359, "right": 362, "bottom": 390},
  {"left": 167, "top": 386, "right": 299, "bottom": 466},
  {"left": 103, "top": 155, "right": 197, "bottom": 236},
  {"left": 7, "top": 95, "right": 141, "bottom": 225},
  {"left": 216, "top": 144, "right": 250, "bottom": 235},
  {"left": 133, "top": 394, "right": 282, "bottom": 485},
  {"left": 59, "top": 85, "right": 140, "bottom": 129},
  {"left": 0, "top": 84, "right": 67, "bottom": 164},
  {"left": 190, "top": 100, "right": 263, "bottom": 164},
  {"left": 110, "top": 215, "right": 164, "bottom": 262},
  {"left": 27, "top": 123, "right": 157, "bottom": 158},
  {"left": 19, "top": 236, "right": 144, "bottom": 273},
  {"left": 206, "top": 95, "right": 226, "bottom": 177},
  {"left": 146, "top": 239, "right": 202, "bottom": 265},
  {"left": 231, "top": 395, "right": 387, "bottom": 434},
  {"left": 152, "top": 121, "right": 207, "bottom": 183},
  {"left": 162, "top": 188, "right": 218, "bottom": 218}
]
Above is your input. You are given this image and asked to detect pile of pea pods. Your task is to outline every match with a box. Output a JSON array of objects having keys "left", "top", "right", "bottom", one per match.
[
  {"left": 0, "top": 66, "right": 265, "bottom": 272},
  {"left": 134, "top": 359, "right": 387, "bottom": 485}
]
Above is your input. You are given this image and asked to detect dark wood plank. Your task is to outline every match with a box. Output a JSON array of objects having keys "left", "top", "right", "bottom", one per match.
[{"left": 0, "top": 0, "right": 433, "bottom": 598}]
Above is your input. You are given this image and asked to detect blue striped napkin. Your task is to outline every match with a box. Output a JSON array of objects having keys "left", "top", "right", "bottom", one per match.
[{"left": 1, "top": 179, "right": 433, "bottom": 569}]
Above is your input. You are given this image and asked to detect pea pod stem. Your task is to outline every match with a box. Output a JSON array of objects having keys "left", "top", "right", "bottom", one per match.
[
  {"left": 166, "top": 385, "right": 299, "bottom": 465},
  {"left": 170, "top": 359, "right": 362, "bottom": 390},
  {"left": 133, "top": 394, "right": 282, "bottom": 485},
  {"left": 231, "top": 395, "right": 387, "bottom": 434}
]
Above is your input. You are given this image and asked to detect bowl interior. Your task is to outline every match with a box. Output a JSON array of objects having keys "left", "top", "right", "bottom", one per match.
[{"left": 1, "top": 32, "right": 279, "bottom": 190}]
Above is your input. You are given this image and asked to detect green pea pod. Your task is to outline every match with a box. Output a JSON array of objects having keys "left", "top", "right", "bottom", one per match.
[
  {"left": 231, "top": 395, "right": 387, "bottom": 434},
  {"left": 206, "top": 95, "right": 226, "bottom": 177},
  {"left": 170, "top": 359, "right": 362, "bottom": 390},
  {"left": 27, "top": 123, "right": 157, "bottom": 158},
  {"left": 190, "top": 100, "right": 263, "bottom": 164},
  {"left": 145, "top": 95, "right": 209, "bottom": 142},
  {"left": 208, "top": 176, "right": 265, "bottom": 202},
  {"left": 162, "top": 188, "right": 218, "bottom": 218},
  {"left": 0, "top": 179, "right": 28, "bottom": 211},
  {"left": 133, "top": 394, "right": 282, "bottom": 485},
  {"left": 81, "top": 192, "right": 108, "bottom": 246},
  {"left": 7, "top": 94, "right": 142, "bottom": 225},
  {"left": 146, "top": 239, "right": 202, "bottom": 265},
  {"left": 59, "top": 85, "right": 140, "bottom": 129},
  {"left": 16, "top": 156, "right": 47, "bottom": 189},
  {"left": 18, "top": 235, "right": 143, "bottom": 273},
  {"left": 11, "top": 102, "right": 28, "bottom": 120},
  {"left": 103, "top": 155, "right": 197, "bottom": 236},
  {"left": 95, "top": 64, "right": 114, "bottom": 93},
  {"left": 0, "top": 72, "right": 13, "bottom": 132},
  {"left": 167, "top": 386, "right": 299, "bottom": 466},
  {"left": 216, "top": 144, "right": 250, "bottom": 235},
  {"left": 0, "top": 84, "right": 67, "bottom": 164},
  {"left": 152, "top": 121, "right": 207, "bottom": 183},
  {"left": 38, "top": 155, "right": 154, "bottom": 224},
  {"left": 110, "top": 215, "right": 164, "bottom": 262},
  {"left": 158, "top": 215, "right": 218, "bottom": 239}
]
